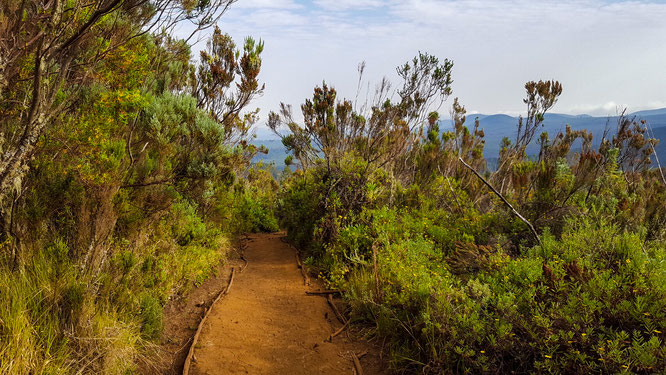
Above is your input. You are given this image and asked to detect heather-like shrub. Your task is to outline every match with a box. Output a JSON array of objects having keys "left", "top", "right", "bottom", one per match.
[{"left": 275, "top": 77, "right": 666, "bottom": 373}]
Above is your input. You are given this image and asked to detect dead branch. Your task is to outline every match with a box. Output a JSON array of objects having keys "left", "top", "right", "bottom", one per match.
[
  {"left": 305, "top": 290, "right": 341, "bottom": 296},
  {"left": 295, "top": 252, "right": 303, "bottom": 268},
  {"left": 284, "top": 237, "right": 310, "bottom": 285},
  {"left": 223, "top": 268, "right": 235, "bottom": 295},
  {"left": 296, "top": 252, "right": 310, "bottom": 286},
  {"left": 326, "top": 319, "right": 350, "bottom": 342},
  {"left": 327, "top": 294, "right": 347, "bottom": 325},
  {"left": 352, "top": 352, "right": 364, "bottom": 375},
  {"left": 458, "top": 157, "right": 541, "bottom": 245},
  {"left": 238, "top": 238, "right": 248, "bottom": 272},
  {"left": 240, "top": 255, "right": 248, "bottom": 272}
]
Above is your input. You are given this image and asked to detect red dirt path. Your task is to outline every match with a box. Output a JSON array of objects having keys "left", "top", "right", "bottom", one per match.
[{"left": 188, "top": 233, "right": 387, "bottom": 375}]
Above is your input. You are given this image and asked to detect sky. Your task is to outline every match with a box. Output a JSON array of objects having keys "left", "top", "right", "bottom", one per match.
[{"left": 181, "top": 0, "right": 666, "bottom": 125}]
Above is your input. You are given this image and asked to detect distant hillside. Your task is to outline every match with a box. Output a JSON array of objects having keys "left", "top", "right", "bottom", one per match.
[
  {"left": 631, "top": 108, "right": 666, "bottom": 117},
  {"left": 471, "top": 111, "right": 666, "bottom": 158},
  {"left": 252, "top": 108, "right": 666, "bottom": 170},
  {"left": 251, "top": 139, "right": 289, "bottom": 170}
]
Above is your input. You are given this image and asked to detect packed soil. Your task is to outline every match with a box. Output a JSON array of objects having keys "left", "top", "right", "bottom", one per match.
[
  {"left": 187, "top": 233, "right": 388, "bottom": 375},
  {"left": 156, "top": 241, "right": 240, "bottom": 374}
]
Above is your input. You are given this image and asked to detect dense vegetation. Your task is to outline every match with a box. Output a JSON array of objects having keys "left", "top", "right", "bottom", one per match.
[
  {"left": 2, "top": 1, "right": 665, "bottom": 374},
  {"left": 0, "top": 1, "right": 277, "bottom": 373},
  {"left": 272, "top": 58, "right": 666, "bottom": 373}
]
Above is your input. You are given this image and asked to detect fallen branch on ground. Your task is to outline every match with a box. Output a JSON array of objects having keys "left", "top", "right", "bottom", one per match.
[
  {"left": 295, "top": 252, "right": 303, "bottom": 268},
  {"left": 238, "top": 238, "right": 249, "bottom": 272},
  {"left": 281, "top": 237, "right": 311, "bottom": 285},
  {"left": 327, "top": 294, "right": 347, "bottom": 324},
  {"left": 240, "top": 255, "right": 248, "bottom": 272},
  {"left": 182, "top": 267, "right": 236, "bottom": 375},
  {"left": 352, "top": 352, "right": 364, "bottom": 375},
  {"left": 296, "top": 252, "right": 310, "bottom": 286},
  {"left": 223, "top": 268, "right": 235, "bottom": 295},
  {"left": 326, "top": 319, "right": 350, "bottom": 342},
  {"left": 305, "top": 290, "right": 341, "bottom": 295}
]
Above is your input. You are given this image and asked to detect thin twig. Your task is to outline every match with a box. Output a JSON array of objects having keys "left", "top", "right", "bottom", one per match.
[
  {"left": 327, "top": 294, "right": 347, "bottom": 325},
  {"left": 645, "top": 121, "right": 666, "bottom": 186},
  {"left": 458, "top": 157, "right": 541, "bottom": 245},
  {"left": 327, "top": 319, "right": 350, "bottom": 342},
  {"left": 439, "top": 164, "right": 465, "bottom": 217}
]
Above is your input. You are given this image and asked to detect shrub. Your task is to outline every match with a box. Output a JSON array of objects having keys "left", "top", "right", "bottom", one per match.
[
  {"left": 276, "top": 131, "right": 666, "bottom": 373},
  {"left": 139, "top": 294, "right": 163, "bottom": 340},
  {"left": 317, "top": 206, "right": 666, "bottom": 373}
]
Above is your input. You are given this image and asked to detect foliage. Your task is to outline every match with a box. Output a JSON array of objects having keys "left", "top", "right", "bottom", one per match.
[
  {"left": 2, "top": 1, "right": 665, "bottom": 372},
  {"left": 268, "top": 52, "right": 452, "bottom": 176},
  {"left": 0, "top": 3, "right": 276, "bottom": 372},
  {"left": 0, "top": 0, "right": 237, "bottom": 203},
  {"left": 276, "top": 59, "right": 666, "bottom": 373},
  {"left": 230, "top": 163, "right": 280, "bottom": 234},
  {"left": 194, "top": 26, "right": 265, "bottom": 146}
]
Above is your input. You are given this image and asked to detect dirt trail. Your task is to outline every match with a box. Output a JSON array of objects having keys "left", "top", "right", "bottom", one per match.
[{"left": 189, "top": 233, "right": 387, "bottom": 375}]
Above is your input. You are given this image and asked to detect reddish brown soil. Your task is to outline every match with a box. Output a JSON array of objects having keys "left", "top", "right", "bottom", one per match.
[
  {"left": 188, "top": 233, "right": 388, "bottom": 375},
  {"left": 156, "top": 243, "right": 240, "bottom": 374}
]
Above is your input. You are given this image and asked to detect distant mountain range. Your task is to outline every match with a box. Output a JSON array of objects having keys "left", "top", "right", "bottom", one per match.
[{"left": 252, "top": 108, "right": 666, "bottom": 170}]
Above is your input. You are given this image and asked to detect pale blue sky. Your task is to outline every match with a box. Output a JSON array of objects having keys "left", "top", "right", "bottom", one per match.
[{"left": 185, "top": 0, "right": 666, "bottom": 122}]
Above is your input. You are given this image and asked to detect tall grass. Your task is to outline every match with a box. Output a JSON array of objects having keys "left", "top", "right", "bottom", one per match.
[
  {"left": 0, "top": 200, "right": 229, "bottom": 373},
  {"left": 0, "top": 245, "right": 73, "bottom": 374}
]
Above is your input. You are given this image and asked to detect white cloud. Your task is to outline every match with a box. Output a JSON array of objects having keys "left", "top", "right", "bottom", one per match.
[
  {"left": 232, "top": 0, "right": 302, "bottom": 9},
  {"left": 191, "top": 0, "right": 666, "bottom": 126},
  {"left": 240, "top": 9, "right": 310, "bottom": 28},
  {"left": 568, "top": 102, "right": 630, "bottom": 117},
  {"left": 313, "top": 0, "right": 387, "bottom": 11},
  {"left": 569, "top": 100, "right": 666, "bottom": 117}
]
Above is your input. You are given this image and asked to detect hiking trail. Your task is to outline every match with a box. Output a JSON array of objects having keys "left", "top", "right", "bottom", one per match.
[{"left": 187, "top": 233, "right": 387, "bottom": 375}]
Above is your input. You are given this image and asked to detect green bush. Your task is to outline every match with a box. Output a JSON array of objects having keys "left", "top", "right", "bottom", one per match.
[
  {"left": 277, "top": 150, "right": 666, "bottom": 373},
  {"left": 139, "top": 294, "right": 163, "bottom": 340},
  {"left": 237, "top": 194, "right": 279, "bottom": 233},
  {"left": 306, "top": 204, "right": 666, "bottom": 373}
]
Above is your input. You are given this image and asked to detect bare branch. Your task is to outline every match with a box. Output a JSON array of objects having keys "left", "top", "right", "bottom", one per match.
[{"left": 458, "top": 156, "right": 541, "bottom": 245}]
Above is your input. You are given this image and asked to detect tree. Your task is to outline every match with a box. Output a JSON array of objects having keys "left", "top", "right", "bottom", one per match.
[
  {"left": 268, "top": 52, "right": 453, "bottom": 179},
  {"left": 194, "top": 26, "right": 265, "bottom": 147},
  {"left": 0, "top": 0, "right": 236, "bottom": 204},
  {"left": 493, "top": 80, "right": 563, "bottom": 194}
]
